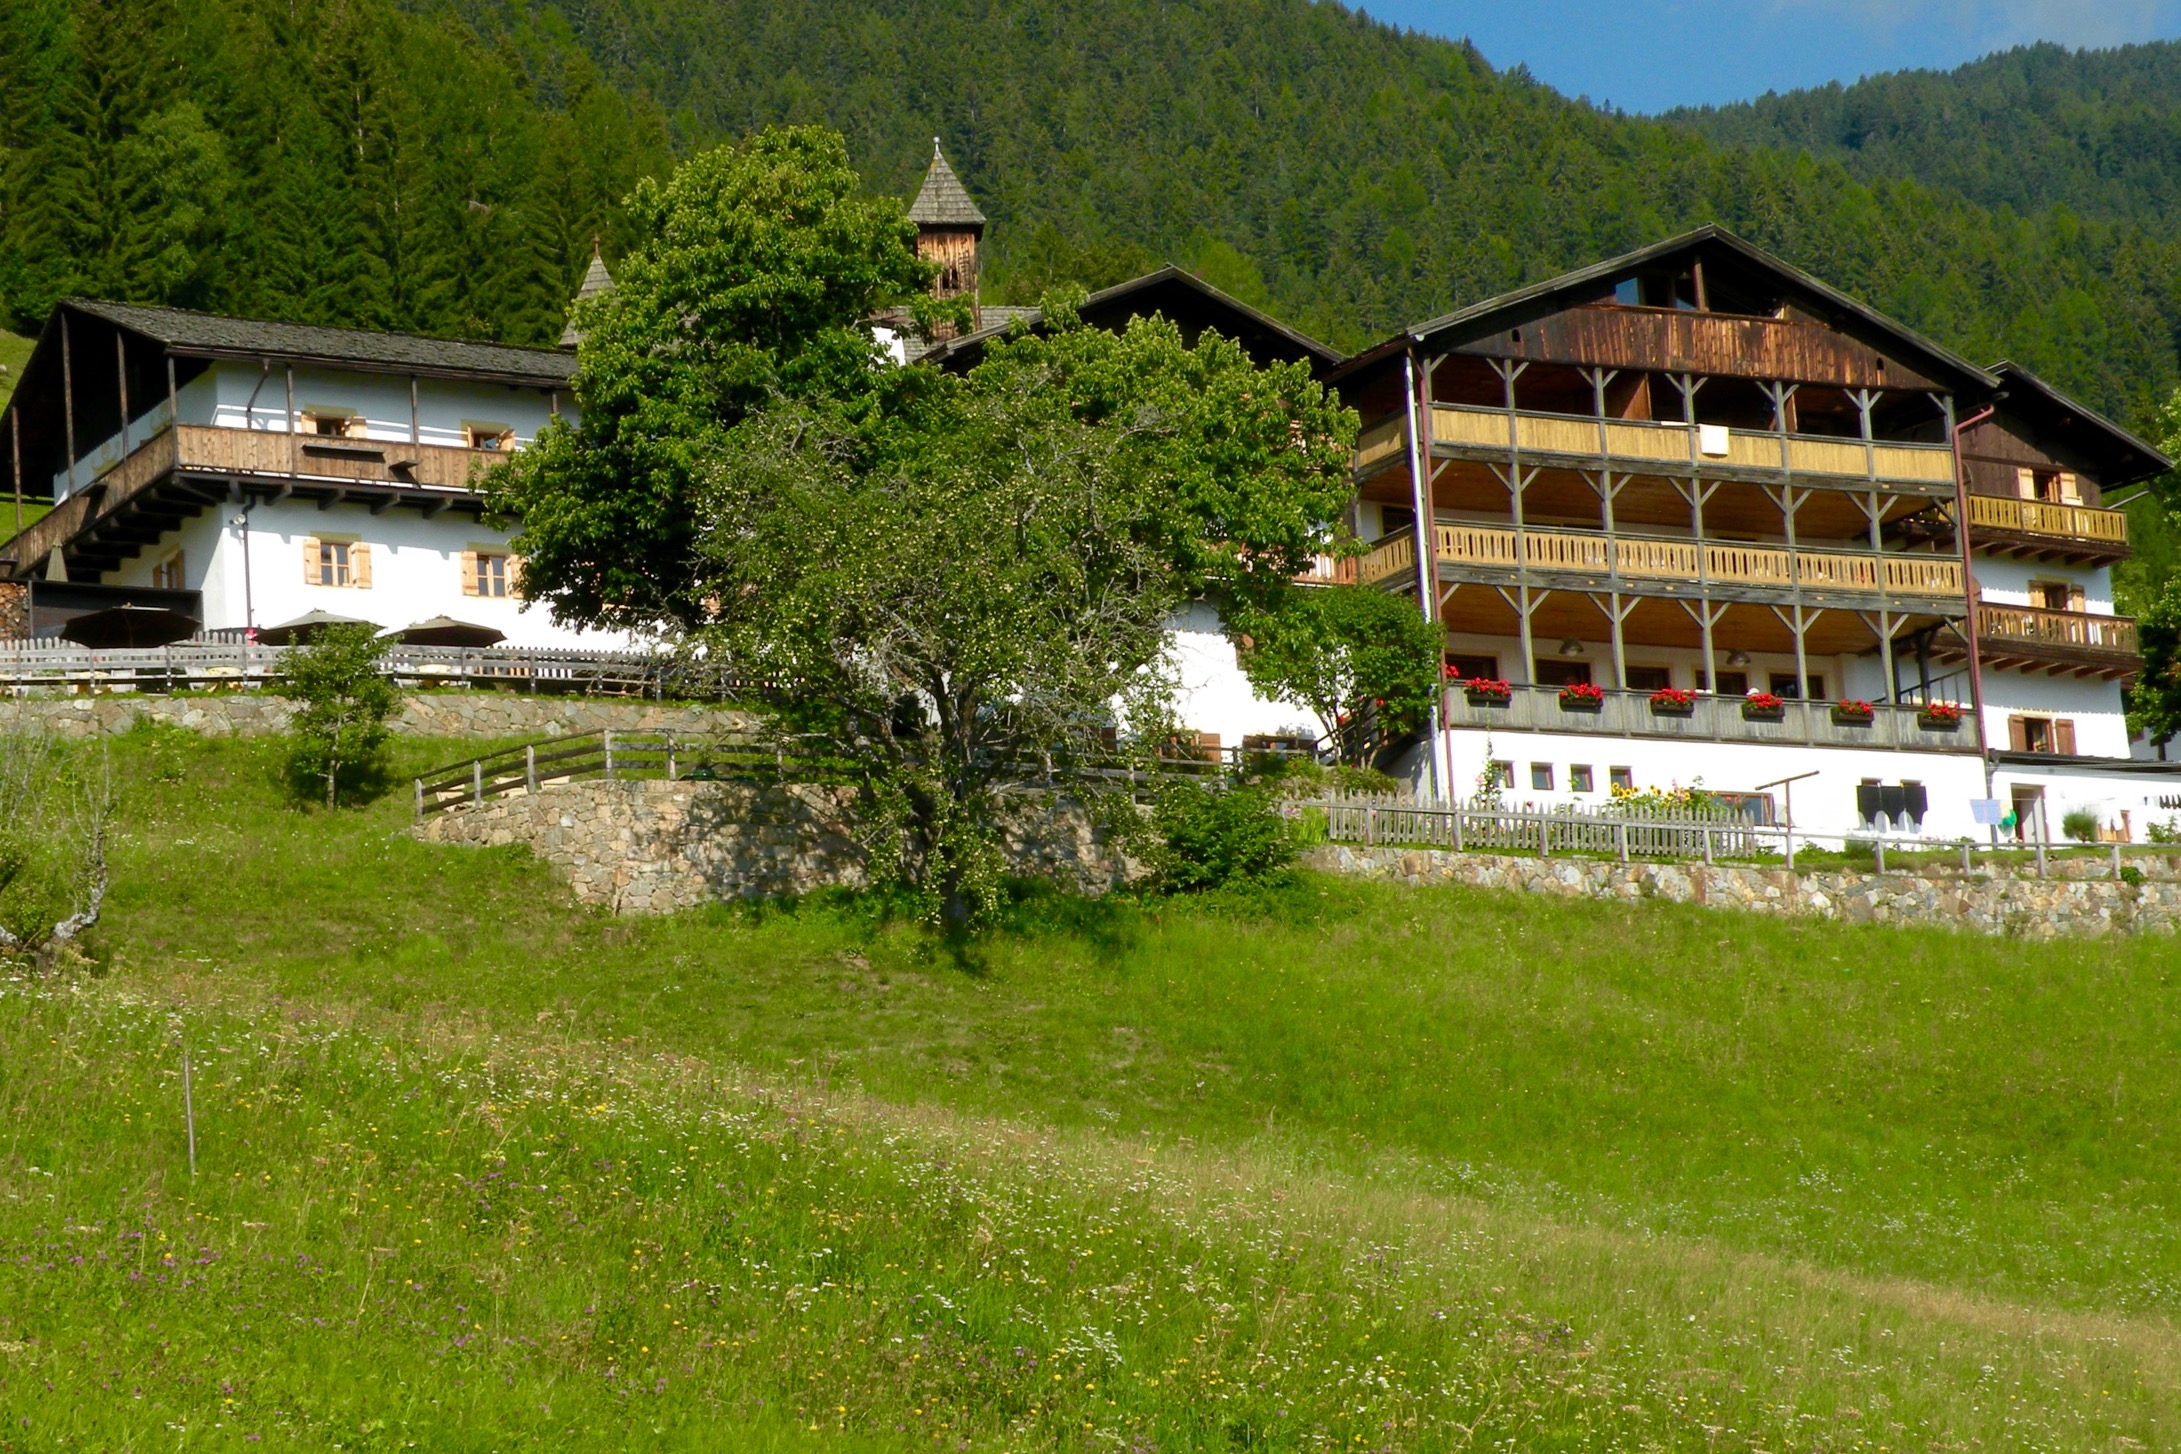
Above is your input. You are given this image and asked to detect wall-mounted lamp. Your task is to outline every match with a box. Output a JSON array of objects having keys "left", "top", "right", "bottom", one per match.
[
  {"left": 1558, "top": 637, "right": 1585, "bottom": 658},
  {"left": 1726, "top": 648, "right": 1751, "bottom": 668}
]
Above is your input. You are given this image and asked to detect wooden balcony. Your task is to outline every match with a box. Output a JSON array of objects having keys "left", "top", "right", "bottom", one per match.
[
  {"left": 1442, "top": 683, "right": 1977, "bottom": 753},
  {"left": 14, "top": 422, "right": 511, "bottom": 581},
  {"left": 1352, "top": 406, "right": 1960, "bottom": 494},
  {"left": 1360, "top": 522, "right": 1964, "bottom": 605},
  {"left": 1968, "top": 604, "right": 2140, "bottom": 678},
  {"left": 1962, "top": 493, "right": 2130, "bottom": 563}
]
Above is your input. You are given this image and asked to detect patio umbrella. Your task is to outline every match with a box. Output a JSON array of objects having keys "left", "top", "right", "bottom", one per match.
[
  {"left": 386, "top": 615, "right": 505, "bottom": 648},
  {"left": 58, "top": 603, "right": 202, "bottom": 649},
  {"left": 255, "top": 609, "right": 381, "bottom": 645}
]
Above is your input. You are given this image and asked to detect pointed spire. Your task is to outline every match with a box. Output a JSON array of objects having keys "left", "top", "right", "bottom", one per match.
[
  {"left": 560, "top": 237, "right": 616, "bottom": 348},
  {"left": 908, "top": 142, "right": 986, "bottom": 229}
]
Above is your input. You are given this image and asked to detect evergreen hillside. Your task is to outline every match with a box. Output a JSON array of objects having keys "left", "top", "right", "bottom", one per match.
[
  {"left": 4, "top": 0, "right": 2181, "bottom": 420},
  {"left": 1668, "top": 42, "right": 2181, "bottom": 232}
]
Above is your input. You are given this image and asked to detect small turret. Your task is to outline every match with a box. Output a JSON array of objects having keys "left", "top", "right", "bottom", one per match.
[
  {"left": 559, "top": 237, "right": 616, "bottom": 349},
  {"left": 907, "top": 139, "right": 985, "bottom": 333}
]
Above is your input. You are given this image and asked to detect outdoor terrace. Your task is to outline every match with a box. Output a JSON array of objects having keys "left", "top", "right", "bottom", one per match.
[
  {"left": 1358, "top": 523, "right": 1965, "bottom": 606},
  {"left": 1355, "top": 405, "right": 1961, "bottom": 494},
  {"left": 1442, "top": 683, "right": 1978, "bottom": 752}
]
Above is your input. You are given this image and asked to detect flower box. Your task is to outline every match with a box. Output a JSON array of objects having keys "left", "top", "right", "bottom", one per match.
[
  {"left": 1648, "top": 687, "right": 1697, "bottom": 716},
  {"left": 1558, "top": 681, "right": 1606, "bottom": 712},
  {"left": 1917, "top": 701, "right": 1965, "bottom": 730},
  {"left": 1462, "top": 678, "right": 1513, "bottom": 706},
  {"left": 1741, "top": 691, "right": 1785, "bottom": 722},
  {"left": 1831, "top": 699, "right": 1877, "bottom": 726}
]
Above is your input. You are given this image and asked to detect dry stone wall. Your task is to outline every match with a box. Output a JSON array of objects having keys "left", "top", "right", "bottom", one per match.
[
  {"left": 416, "top": 779, "right": 1138, "bottom": 912},
  {"left": 1, "top": 692, "right": 752, "bottom": 740},
  {"left": 1308, "top": 844, "right": 2181, "bottom": 939}
]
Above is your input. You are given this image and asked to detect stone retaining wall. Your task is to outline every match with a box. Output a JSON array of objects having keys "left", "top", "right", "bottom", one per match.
[
  {"left": 1307, "top": 844, "right": 2181, "bottom": 939},
  {"left": 416, "top": 779, "right": 1137, "bottom": 912},
  {"left": 1, "top": 692, "right": 752, "bottom": 740}
]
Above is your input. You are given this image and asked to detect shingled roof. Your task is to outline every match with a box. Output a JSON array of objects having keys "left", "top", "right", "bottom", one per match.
[
  {"left": 559, "top": 242, "right": 617, "bottom": 348},
  {"left": 66, "top": 299, "right": 575, "bottom": 387},
  {"left": 907, "top": 140, "right": 986, "bottom": 229}
]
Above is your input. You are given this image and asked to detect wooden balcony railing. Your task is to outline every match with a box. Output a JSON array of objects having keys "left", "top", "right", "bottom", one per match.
[
  {"left": 1442, "top": 683, "right": 1977, "bottom": 751},
  {"left": 1359, "top": 524, "right": 1964, "bottom": 599},
  {"left": 1978, "top": 604, "right": 2138, "bottom": 656},
  {"left": 1415, "top": 405, "right": 1958, "bottom": 487},
  {"left": 1964, "top": 493, "right": 2128, "bottom": 546},
  {"left": 81, "top": 422, "right": 508, "bottom": 498}
]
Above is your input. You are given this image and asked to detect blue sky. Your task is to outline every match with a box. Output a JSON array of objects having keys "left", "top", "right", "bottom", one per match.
[{"left": 1356, "top": 0, "right": 2181, "bottom": 112}]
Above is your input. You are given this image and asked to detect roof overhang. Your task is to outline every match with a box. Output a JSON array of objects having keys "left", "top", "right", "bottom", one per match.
[{"left": 1984, "top": 362, "right": 2171, "bottom": 489}]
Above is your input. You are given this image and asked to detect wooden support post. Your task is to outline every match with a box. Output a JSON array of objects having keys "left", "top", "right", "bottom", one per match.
[
  {"left": 1539, "top": 814, "right": 1551, "bottom": 858},
  {"left": 1364, "top": 802, "right": 1375, "bottom": 846},
  {"left": 1874, "top": 839, "right": 1886, "bottom": 875},
  {"left": 1702, "top": 825, "right": 1714, "bottom": 866},
  {"left": 410, "top": 376, "right": 420, "bottom": 445},
  {"left": 525, "top": 745, "right": 537, "bottom": 794},
  {"left": 2113, "top": 842, "right": 2123, "bottom": 880},
  {"left": 1616, "top": 820, "right": 1629, "bottom": 863},
  {"left": 285, "top": 365, "right": 297, "bottom": 476},
  {"left": 167, "top": 353, "right": 178, "bottom": 428},
  {"left": 1451, "top": 804, "right": 1464, "bottom": 853},
  {"left": 60, "top": 313, "right": 76, "bottom": 497},
  {"left": 1961, "top": 841, "right": 1973, "bottom": 876},
  {"left": 1405, "top": 349, "right": 1446, "bottom": 801},
  {"left": 9, "top": 408, "right": 20, "bottom": 537},
  {"left": 115, "top": 331, "right": 130, "bottom": 456}
]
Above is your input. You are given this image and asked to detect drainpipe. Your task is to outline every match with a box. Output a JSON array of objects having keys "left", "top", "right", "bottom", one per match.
[
  {"left": 1403, "top": 346, "right": 1444, "bottom": 801},
  {"left": 1951, "top": 401, "right": 1998, "bottom": 839}
]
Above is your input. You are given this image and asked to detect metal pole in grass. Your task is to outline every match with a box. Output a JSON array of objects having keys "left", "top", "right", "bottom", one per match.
[
  {"left": 526, "top": 745, "right": 537, "bottom": 795},
  {"left": 412, "top": 778, "right": 422, "bottom": 824},
  {"left": 182, "top": 1042, "right": 197, "bottom": 1179},
  {"left": 2113, "top": 843, "right": 2124, "bottom": 879},
  {"left": 472, "top": 758, "right": 483, "bottom": 808},
  {"left": 1875, "top": 839, "right": 1886, "bottom": 875}
]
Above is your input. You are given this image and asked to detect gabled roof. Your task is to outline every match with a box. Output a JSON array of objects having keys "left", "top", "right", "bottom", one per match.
[
  {"left": 917, "top": 265, "right": 1343, "bottom": 376},
  {"left": 907, "top": 141, "right": 986, "bottom": 229},
  {"left": 1336, "top": 224, "right": 2000, "bottom": 398},
  {"left": 66, "top": 299, "right": 575, "bottom": 387},
  {"left": 1987, "top": 361, "right": 2171, "bottom": 489}
]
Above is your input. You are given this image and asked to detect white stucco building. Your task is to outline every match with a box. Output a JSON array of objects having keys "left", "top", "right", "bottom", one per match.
[{"left": 0, "top": 297, "right": 625, "bottom": 650}]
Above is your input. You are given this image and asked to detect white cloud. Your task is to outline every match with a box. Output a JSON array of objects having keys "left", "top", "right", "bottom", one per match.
[{"left": 1767, "top": 0, "right": 2177, "bottom": 52}]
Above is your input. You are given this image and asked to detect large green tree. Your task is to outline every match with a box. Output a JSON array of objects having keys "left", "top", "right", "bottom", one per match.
[
  {"left": 488, "top": 125, "right": 945, "bottom": 630},
  {"left": 1233, "top": 584, "right": 1442, "bottom": 766},
  {"left": 690, "top": 304, "right": 1354, "bottom": 926}
]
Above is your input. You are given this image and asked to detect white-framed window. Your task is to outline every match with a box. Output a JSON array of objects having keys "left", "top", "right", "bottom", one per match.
[
  {"left": 304, "top": 536, "right": 370, "bottom": 588},
  {"left": 463, "top": 550, "right": 515, "bottom": 599},
  {"left": 302, "top": 408, "right": 363, "bottom": 439}
]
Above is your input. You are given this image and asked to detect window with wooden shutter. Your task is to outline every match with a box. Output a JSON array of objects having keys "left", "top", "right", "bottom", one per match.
[
  {"left": 303, "top": 536, "right": 320, "bottom": 583},
  {"left": 351, "top": 543, "right": 371, "bottom": 588},
  {"left": 2057, "top": 471, "right": 2081, "bottom": 504},
  {"left": 2008, "top": 715, "right": 2029, "bottom": 751},
  {"left": 2054, "top": 719, "right": 2077, "bottom": 755},
  {"left": 460, "top": 550, "right": 479, "bottom": 596},
  {"left": 2016, "top": 468, "right": 2039, "bottom": 500}
]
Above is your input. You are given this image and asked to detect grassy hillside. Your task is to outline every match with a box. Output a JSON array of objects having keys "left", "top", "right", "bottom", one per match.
[{"left": 3, "top": 724, "right": 2179, "bottom": 1446}]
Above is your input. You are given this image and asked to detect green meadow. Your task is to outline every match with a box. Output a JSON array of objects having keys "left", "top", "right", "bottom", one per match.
[{"left": 3, "top": 724, "right": 2178, "bottom": 1449}]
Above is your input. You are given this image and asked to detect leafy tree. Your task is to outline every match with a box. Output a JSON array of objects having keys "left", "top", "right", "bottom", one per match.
[
  {"left": 1234, "top": 584, "right": 1442, "bottom": 766},
  {"left": 278, "top": 625, "right": 400, "bottom": 808},
  {"left": 2129, "top": 579, "right": 2181, "bottom": 754},
  {"left": 687, "top": 294, "right": 1354, "bottom": 928},
  {"left": 488, "top": 125, "right": 947, "bottom": 631}
]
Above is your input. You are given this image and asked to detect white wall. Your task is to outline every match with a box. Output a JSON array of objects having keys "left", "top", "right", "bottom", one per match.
[
  {"left": 1977, "top": 667, "right": 2131, "bottom": 759},
  {"left": 202, "top": 363, "right": 563, "bottom": 450},
  {"left": 1973, "top": 554, "right": 2115, "bottom": 613},
  {"left": 1165, "top": 601, "right": 1321, "bottom": 747},
  {"left": 1431, "top": 726, "right": 1990, "bottom": 838},
  {"left": 106, "top": 498, "right": 628, "bottom": 651}
]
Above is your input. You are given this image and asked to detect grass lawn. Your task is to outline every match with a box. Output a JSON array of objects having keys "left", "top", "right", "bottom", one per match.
[{"left": 4, "top": 724, "right": 2179, "bottom": 1448}]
